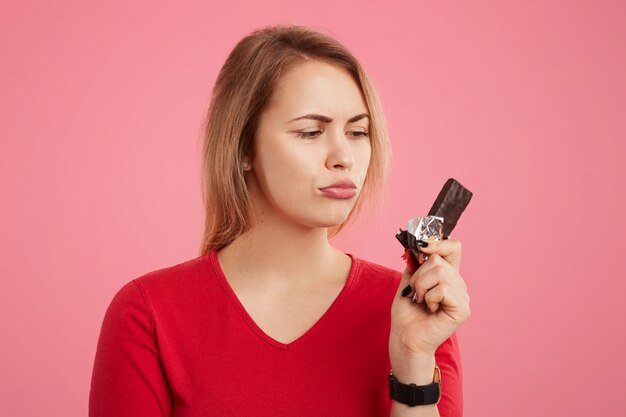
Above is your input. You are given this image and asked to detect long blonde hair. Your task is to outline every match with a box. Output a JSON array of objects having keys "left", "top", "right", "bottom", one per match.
[{"left": 198, "top": 24, "right": 391, "bottom": 256}]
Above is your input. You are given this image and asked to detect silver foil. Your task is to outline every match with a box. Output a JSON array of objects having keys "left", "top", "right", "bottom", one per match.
[{"left": 407, "top": 216, "right": 444, "bottom": 242}]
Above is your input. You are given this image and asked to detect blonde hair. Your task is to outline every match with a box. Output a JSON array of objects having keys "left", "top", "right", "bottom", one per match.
[{"left": 198, "top": 24, "right": 391, "bottom": 256}]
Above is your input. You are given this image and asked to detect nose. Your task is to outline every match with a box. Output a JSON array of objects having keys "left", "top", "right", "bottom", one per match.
[{"left": 325, "top": 129, "right": 355, "bottom": 170}]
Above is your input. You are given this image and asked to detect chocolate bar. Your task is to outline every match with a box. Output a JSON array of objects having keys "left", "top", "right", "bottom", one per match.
[
  {"left": 427, "top": 178, "right": 473, "bottom": 238},
  {"left": 395, "top": 178, "right": 473, "bottom": 271}
]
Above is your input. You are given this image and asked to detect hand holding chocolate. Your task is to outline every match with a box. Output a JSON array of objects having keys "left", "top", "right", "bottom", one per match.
[{"left": 395, "top": 178, "right": 473, "bottom": 272}]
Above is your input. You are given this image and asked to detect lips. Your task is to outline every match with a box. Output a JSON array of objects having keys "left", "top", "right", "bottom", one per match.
[
  {"left": 320, "top": 180, "right": 357, "bottom": 190},
  {"left": 319, "top": 180, "right": 357, "bottom": 199}
]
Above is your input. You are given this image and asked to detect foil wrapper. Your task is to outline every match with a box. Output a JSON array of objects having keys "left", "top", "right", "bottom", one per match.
[
  {"left": 406, "top": 216, "right": 444, "bottom": 264},
  {"left": 395, "top": 215, "right": 446, "bottom": 271},
  {"left": 407, "top": 215, "right": 444, "bottom": 242}
]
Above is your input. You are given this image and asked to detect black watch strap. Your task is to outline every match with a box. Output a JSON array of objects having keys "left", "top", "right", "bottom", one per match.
[{"left": 388, "top": 367, "right": 441, "bottom": 406}]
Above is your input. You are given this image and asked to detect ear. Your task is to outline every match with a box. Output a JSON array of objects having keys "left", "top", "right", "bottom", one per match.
[
  {"left": 242, "top": 156, "right": 252, "bottom": 172},
  {"left": 242, "top": 143, "right": 256, "bottom": 171}
]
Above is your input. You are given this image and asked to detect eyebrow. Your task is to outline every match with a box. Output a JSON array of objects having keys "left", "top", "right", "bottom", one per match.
[{"left": 288, "top": 113, "right": 370, "bottom": 124}]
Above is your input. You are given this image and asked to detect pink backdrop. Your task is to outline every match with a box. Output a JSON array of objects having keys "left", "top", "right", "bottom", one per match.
[{"left": 1, "top": 1, "right": 625, "bottom": 416}]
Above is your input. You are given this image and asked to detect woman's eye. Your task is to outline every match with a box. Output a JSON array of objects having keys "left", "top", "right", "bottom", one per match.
[
  {"left": 296, "top": 130, "right": 369, "bottom": 139},
  {"left": 297, "top": 130, "right": 323, "bottom": 139}
]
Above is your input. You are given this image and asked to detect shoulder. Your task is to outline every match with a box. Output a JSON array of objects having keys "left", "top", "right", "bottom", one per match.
[
  {"left": 354, "top": 255, "right": 403, "bottom": 284},
  {"left": 339, "top": 254, "right": 403, "bottom": 321},
  {"left": 134, "top": 253, "right": 210, "bottom": 286},
  {"left": 132, "top": 253, "right": 210, "bottom": 292},
  {"left": 348, "top": 254, "right": 403, "bottom": 301},
  {"left": 108, "top": 253, "right": 214, "bottom": 318}
]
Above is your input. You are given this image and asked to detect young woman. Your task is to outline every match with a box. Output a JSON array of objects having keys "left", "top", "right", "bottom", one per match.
[{"left": 89, "top": 25, "right": 470, "bottom": 417}]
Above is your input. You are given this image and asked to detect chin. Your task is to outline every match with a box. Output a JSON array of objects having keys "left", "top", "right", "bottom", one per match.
[
  {"left": 288, "top": 205, "right": 354, "bottom": 229},
  {"left": 309, "top": 214, "right": 350, "bottom": 229}
]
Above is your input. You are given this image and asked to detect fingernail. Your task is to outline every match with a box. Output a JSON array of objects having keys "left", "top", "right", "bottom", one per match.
[
  {"left": 412, "top": 292, "right": 418, "bottom": 303},
  {"left": 401, "top": 285, "right": 412, "bottom": 297},
  {"left": 443, "top": 236, "right": 449, "bottom": 240},
  {"left": 416, "top": 240, "right": 429, "bottom": 247}
]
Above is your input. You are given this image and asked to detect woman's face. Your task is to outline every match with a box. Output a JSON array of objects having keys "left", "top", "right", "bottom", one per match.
[{"left": 246, "top": 59, "right": 371, "bottom": 230}]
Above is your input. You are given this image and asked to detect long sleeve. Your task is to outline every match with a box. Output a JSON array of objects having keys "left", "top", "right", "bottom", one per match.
[
  {"left": 435, "top": 332, "right": 464, "bottom": 416},
  {"left": 89, "top": 280, "right": 173, "bottom": 417}
]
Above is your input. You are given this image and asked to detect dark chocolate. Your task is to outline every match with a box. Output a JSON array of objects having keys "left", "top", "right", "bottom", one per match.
[
  {"left": 427, "top": 178, "right": 473, "bottom": 238},
  {"left": 396, "top": 178, "right": 473, "bottom": 272}
]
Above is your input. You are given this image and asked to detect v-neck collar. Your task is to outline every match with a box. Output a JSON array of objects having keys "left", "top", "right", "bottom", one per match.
[{"left": 206, "top": 249, "right": 360, "bottom": 351}]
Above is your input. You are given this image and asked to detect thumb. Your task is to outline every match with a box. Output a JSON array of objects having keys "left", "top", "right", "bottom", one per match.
[
  {"left": 396, "top": 265, "right": 414, "bottom": 298},
  {"left": 401, "top": 264, "right": 414, "bottom": 283}
]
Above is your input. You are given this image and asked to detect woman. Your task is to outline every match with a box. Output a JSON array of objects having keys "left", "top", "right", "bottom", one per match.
[{"left": 89, "top": 24, "right": 470, "bottom": 417}]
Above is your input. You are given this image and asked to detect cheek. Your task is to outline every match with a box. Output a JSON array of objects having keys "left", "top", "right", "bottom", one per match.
[
  {"left": 356, "top": 143, "right": 372, "bottom": 180},
  {"left": 255, "top": 138, "right": 315, "bottom": 193}
]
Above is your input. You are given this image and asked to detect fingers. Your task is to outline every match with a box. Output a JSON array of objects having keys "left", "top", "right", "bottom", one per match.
[
  {"left": 418, "top": 275, "right": 471, "bottom": 318},
  {"left": 404, "top": 254, "right": 468, "bottom": 304},
  {"left": 422, "top": 284, "right": 464, "bottom": 314},
  {"left": 411, "top": 256, "right": 451, "bottom": 304},
  {"left": 413, "top": 272, "right": 440, "bottom": 305},
  {"left": 416, "top": 237, "right": 461, "bottom": 271},
  {"left": 425, "top": 284, "right": 472, "bottom": 323},
  {"left": 419, "top": 254, "right": 466, "bottom": 290},
  {"left": 397, "top": 264, "right": 416, "bottom": 298},
  {"left": 423, "top": 284, "right": 444, "bottom": 313}
]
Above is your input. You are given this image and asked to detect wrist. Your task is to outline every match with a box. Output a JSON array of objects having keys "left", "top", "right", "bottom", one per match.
[
  {"left": 388, "top": 361, "right": 442, "bottom": 408},
  {"left": 390, "top": 354, "right": 436, "bottom": 386},
  {"left": 389, "top": 330, "right": 437, "bottom": 363}
]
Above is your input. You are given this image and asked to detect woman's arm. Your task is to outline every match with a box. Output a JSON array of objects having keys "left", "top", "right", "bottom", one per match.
[
  {"left": 389, "top": 333, "right": 463, "bottom": 417},
  {"left": 89, "top": 280, "right": 172, "bottom": 417},
  {"left": 390, "top": 238, "right": 470, "bottom": 417}
]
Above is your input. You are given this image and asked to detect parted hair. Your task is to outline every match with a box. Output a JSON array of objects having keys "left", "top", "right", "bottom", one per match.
[{"left": 198, "top": 24, "right": 391, "bottom": 256}]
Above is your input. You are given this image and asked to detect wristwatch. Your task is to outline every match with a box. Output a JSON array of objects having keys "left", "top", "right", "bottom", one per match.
[{"left": 388, "top": 364, "right": 441, "bottom": 406}]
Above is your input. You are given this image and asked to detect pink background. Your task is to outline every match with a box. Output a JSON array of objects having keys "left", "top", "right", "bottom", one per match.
[{"left": 1, "top": 1, "right": 625, "bottom": 416}]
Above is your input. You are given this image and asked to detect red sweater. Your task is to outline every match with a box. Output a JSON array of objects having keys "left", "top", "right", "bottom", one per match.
[{"left": 89, "top": 250, "right": 463, "bottom": 416}]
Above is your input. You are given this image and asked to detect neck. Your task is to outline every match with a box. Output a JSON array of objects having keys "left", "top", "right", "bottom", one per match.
[
  {"left": 218, "top": 219, "right": 341, "bottom": 285},
  {"left": 216, "top": 175, "right": 351, "bottom": 286}
]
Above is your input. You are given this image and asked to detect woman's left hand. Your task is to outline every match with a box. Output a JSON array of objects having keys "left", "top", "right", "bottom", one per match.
[{"left": 389, "top": 238, "right": 471, "bottom": 360}]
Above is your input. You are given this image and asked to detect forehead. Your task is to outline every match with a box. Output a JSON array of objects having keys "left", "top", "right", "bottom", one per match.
[{"left": 266, "top": 60, "right": 368, "bottom": 117}]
